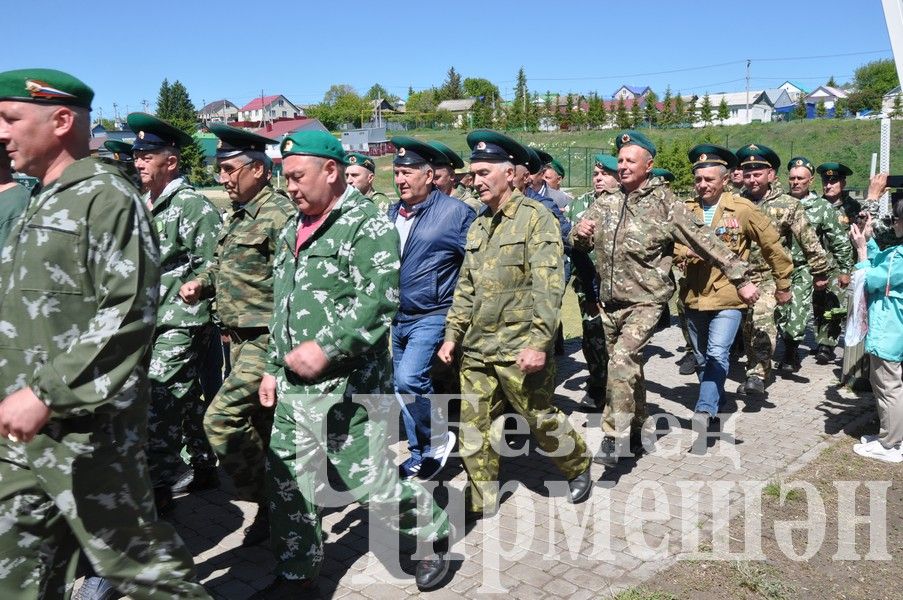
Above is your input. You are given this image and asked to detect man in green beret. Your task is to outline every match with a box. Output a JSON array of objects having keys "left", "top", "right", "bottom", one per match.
[
  {"left": 255, "top": 130, "right": 451, "bottom": 594},
  {"left": 0, "top": 68, "right": 208, "bottom": 598},
  {"left": 438, "top": 129, "right": 592, "bottom": 516},
  {"left": 178, "top": 123, "right": 296, "bottom": 545},
  {"left": 530, "top": 149, "right": 572, "bottom": 210},
  {"left": 565, "top": 153, "right": 618, "bottom": 407},
  {"left": 101, "top": 139, "right": 140, "bottom": 187},
  {"left": 127, "top": 111, "right": 224, "bottom": 510},
  {"left": 543, "top": 158, "right": 573, "bottom": 208},
  {"left": 573, "top": 131, "right": 757, "bottom": 466},
  {"left": 778, "top": 157, "right": 854, "bottom": 368},
  {"left": 0, "top": 144, "right": 28, "bottom": 248},
  {"left": 677, "top": 145, "right": 791, "bottom": 452},
  {"left": 818, "top": 162, "right": 861, "bottom": 226},
  {"left": 736, "top": 144, "right": 829, "bottom": 393},
  {"left": 345, "top": 151, "right": 389, "bottom": 205}
]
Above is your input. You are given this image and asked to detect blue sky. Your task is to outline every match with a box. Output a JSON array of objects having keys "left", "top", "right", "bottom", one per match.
[{"left": 2, "top": 0, "right": 894, "bottom": 119}]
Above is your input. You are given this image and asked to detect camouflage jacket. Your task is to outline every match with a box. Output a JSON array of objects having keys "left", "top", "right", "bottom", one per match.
[
  {"left": 148, "top": 178, "right": 222, "bottom": 329},
  {"left": 195, "top": 184, "right": 295, "bottom": 329},
  {"left": 444, "top": 190, "right": 564, "bottom": 361},
  {"left": 366, "top": 189, "right": 390, "bottom": 207},
  {"left": 0, "top": 158, "right": 160, "bottom": 417},
  {"left": 266, "top": 185, "right": 400, "bottom": 394},
  {"left": 566, "top": 190, "right": 603, "bottom": 304},
  {"left": 799, "top": 192, "right": 854, "bottom": 275},
  {"left": 826, "top": 191, "right": 862, "bottom": 228},
  {"left": 572, "top": 177, "right": 751, "bottom": 306},
  {"left": 743, "top": 182, "right": 828, "bottom": 275},
  {"left": 453, "top": 185, "right": 483, "bottom": 213}
]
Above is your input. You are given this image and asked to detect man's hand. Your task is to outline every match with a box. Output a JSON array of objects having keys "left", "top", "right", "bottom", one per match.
[
  {"left": 0, "top": 388, "right": 51, "bottom": 443},
  {"left": 837, "top": 273, "right": 851, "bottom": 289},
  {"left": 737, "top": 282, "right": 760, "bottom": 306},
  {"left": 516, "top": 348, "right": 546, "bottom": 374},
  {"left": 284, "top": 341, "right": 330, "bottom": 380},
  {"left": 437, "top": 341, "right": 456, "bottom": 365},
  {"left": 774, "top": 288, "right": 792, "bottom": 305},
  {"left": 813, "top": 275, "right": 829, "bottom": 291},
  {"left": 179, "top": 280, "right": 203, "bottom": 304},
  {"left": 259, "top": 373, "right": 277, "bottom": 408},
  {"left": 574, "top": 219, "right": 596, "bottom": 239}
]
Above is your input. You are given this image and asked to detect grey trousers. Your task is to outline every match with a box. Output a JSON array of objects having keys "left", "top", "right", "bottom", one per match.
[{"left": 869, "top": 354, "right": 903, "bottom": 449}]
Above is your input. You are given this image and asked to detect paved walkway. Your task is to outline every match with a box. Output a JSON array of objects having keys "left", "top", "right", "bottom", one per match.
[{"left": 144, "top": 326, "right": 873, "bottom": 599}]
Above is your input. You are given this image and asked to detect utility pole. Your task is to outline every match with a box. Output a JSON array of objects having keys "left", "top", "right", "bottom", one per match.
[
  {"left": 745, "top": 59, "right": 751, "bottom": 124},
  {"left": 142, "top": 99, "right": 149, "bottom": 113}
]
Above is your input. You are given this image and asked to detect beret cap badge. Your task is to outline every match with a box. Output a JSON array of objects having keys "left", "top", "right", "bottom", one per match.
[
  {"left": 398, "top": 147, "right": 406, "bottom": 156},
  {"left": 621, "top": 134, "right": 631, "bottom": 143},
  {"left": 476, "top": 141, "right": 487, "bottom": 150},
  {"left": 138, "top": 131, "right": 145, "bottom": 139},
  {"left": 283, "top": 139, "right": 293, "bottom": 152},
  {"left": 348, "top": 155, "right": 357, "bottom": 164}
]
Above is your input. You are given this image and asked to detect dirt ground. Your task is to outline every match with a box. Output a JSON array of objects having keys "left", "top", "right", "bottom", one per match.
[{"left": 616, "top": 414, "right": 902, "bottom": 600}]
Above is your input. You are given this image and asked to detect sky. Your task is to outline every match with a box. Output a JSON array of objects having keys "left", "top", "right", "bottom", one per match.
[{"left": 1, "top": 0, "right": 896, "bottom": 121}]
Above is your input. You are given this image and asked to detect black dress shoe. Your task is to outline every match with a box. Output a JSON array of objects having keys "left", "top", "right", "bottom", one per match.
[
  {"left": 567, "top": 467, "right": 592, "bottom": 504},
  {"left": 249, "top": 576, "right": 316, "bottom": 599},
  {"left": 153, "top": 486, "right": 174, "bottom": 515},
  {"left": 592, "top": 436, "right": 618, "bottom": 467},
  {"left": 171, "top": 466, "right": 220, "bottom": 494},
  {"left": 814, "top": 344, "right": 835, "bottom": 363},
  {"left": 678, "top": 353, "right": 697, "bottom": 375},
  {"left": 415, "top": 552, "right": 450, "bottom": 590},
  {"left": 743, "top": 376, "right": 765, "bottom": 396},
  {"left": 241, "top": 508, "right": 270, "bottom": 546}
]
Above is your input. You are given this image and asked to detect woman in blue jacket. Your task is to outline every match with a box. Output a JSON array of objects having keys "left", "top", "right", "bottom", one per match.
[{"left": 850, "top": 174, "right": 903, "bottom": 463}]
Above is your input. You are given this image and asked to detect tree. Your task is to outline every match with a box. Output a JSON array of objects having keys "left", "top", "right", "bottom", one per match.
[
  {"left": 643, "top": 90, "right": 659, "bottom": 128},
  {"left": 463, "top": 78, "right": 500, "bottom": 128},
  {"left": 891, "top": 95, "right": 903, "bottom": 119},
  {"left": 323, "top": 84, "right": 356, "bottom": 105},
  {"left": 439, "top": 66, "right": 463, "bottom": 100},
  {"left": 794, "top": 97, "right": 807, "bottom": 120},
  {"left": 816, "top": 100, "right": 827, "bottom": 119},
  {"left": 700, "top": 93, "right": 714, "bottom": 126},
  {"left": 685, "top": 95, "right": 699, "bottom": 125},
  {"left": 508, "top": 67, "right": 530, "bottom": 131},
  {"left": 629, "top": 99, "right": 642, "bottom": 128},
  {"left": 614, "top": 97, "right": 630, "bottom": 129},
  {"left": 562, "top": 92, "right": 575, "bottom": 130},
  {"left": 587, "top": 93, "right": 607, "bottom": 128},
  {"left": 826, "top": 75, "right": 838, "bottom": 87},
  {"left": 307, "top": 85, "right": 369, "bottom": 129},
  {"left": 660, "top": 87, "right": 674, "bottom": 126},
  {"left": 834, "top": 98, "right": 848, "bottom": 119},
  {"left": 364, "top": 83, "right": 398, "bottom": 104},
  {"left": 847, "top": 59, "right": 899, "bottom": 113},
  {"left": 154, "top": 79, "right": 209, "bottom": 185},
  {"left": 717, "top": 97, "right": 729, "bottom": 124},
  {"left": 673, "top": 93, "right": 686, "bottom": 125}
]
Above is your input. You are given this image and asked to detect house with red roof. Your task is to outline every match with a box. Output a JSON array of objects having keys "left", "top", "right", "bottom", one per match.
[{"left": 237, "top": 94, "right": 303, "bottom": 124}]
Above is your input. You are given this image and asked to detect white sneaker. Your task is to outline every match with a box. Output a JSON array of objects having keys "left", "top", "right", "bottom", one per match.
[
  {"left": 853, "top": 440, "right": 903, "bottom": 463},
  {"left": 859, "top": 434, "right": 879, "bottom": 445}
]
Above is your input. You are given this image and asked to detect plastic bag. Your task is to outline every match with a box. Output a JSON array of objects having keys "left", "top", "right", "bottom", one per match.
[{"left": 845, "top": 269, "right": 868, "bottom": 347}]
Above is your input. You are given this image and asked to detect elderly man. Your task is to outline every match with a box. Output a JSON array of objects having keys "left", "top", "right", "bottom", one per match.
[
  {"left": 530, "top": 149, "right": 572, "bottom": 210},
  {"left": 573, "top": 131, "right": 757, "bottom": 467},
  {"left": 427, "top": 141, "right": 469, "bottom": 197},
  {"left": 438, "top": 129, "right": 592, "bottom": 519},
  {"left": 542, "top": 159, "right": 573, "bottom": 208},
  {"left": 818, "top": 162, "right": 861, "bottom": 226},
  {"left": 0, "top": 68, "right": 209, "bottom": 599},
  {"left": 565, "top": 153, "right": 619, "bottom": 407},
  {"left": 344, "top": 151, "right": 388, "bottom": 205},
  {"left": 178, "top": 123, "right": 295, "bottom": 545},
  {"left": 778, "top": 158, "right": 854, "bottom": 369},
  {"left": 678, "top": 145, "right": 792, "bottom": 451},
  {"left": 387, "top": 136, "right": 474, "bottom": 480},
  {"left": 736, "top": 144, "right": 829, "bottom": 393},
  {"left": 256, "top": 131, "right": 451, "bottom": 595},
  {"left": 127, "top": 112, "right": 224, "bottom": 511}
]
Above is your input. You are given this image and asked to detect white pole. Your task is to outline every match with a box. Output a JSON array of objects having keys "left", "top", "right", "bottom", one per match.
[
  {"left": 881, "top": 0, "right": 903, "bottom": 85},
  {"left": 870, "top": 152, "right": 878, "bottom": 177}
]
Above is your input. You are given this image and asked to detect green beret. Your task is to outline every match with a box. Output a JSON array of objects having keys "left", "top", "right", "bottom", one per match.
[
  {"left": 209, "top": 122, "right": 277, "bottom": 159},
  {"left": 103, "top": 140, "right": 133, "bottom": 162},
  {"left": 127, "top": 112, "right": 194, "bottom": 150},
  {"left": 736, "top": 143, "right": 780, "bottom": 171},
  {"left": 651, "top": 167, "right": 674, "bottom": 182},
  {"left": 466, "top": 129, "right": 528, "bottom": 166},
  {"left": 548, "top": 159, "right": 565, "bottom": 178},
  {"left": 525, "top": 148, "right": 544, "bottom": 174},
  {"left": 594, "top": 153, "right": 618, "bottom": 173},
  {"left": 0, "top": 68, "right": 93, "bottom": 109},
  {"left": 345, "top": 152, "right": 375, "bottom": 172},
  {"left": 427, "top": 141, "right": 465, "bottom": 169},
  {"left": 688, "top": 144, "right": 738, "bottom": 171},
  {"left": 391, "top": 136, "right": 446, "bottom": 166},
  {"left": 615, "top": 130, "right": 656, "bottom": 157},
  {"left": 787, "top": 156, "right": 815, "bottom": 173},
  {"left": 816, "top": 162, "right": 852, "bottom": 178},
  {"left": 280, "top": 130, "right": 345, "bottom": 162}
]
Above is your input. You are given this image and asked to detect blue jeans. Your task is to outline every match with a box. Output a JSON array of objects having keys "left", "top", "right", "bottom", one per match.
[
  {"left": 686, "top": 308, "right": 743, "bottom": 416},
  {"left": 392, "top": 314, "right": 447, "bottom": 461}
]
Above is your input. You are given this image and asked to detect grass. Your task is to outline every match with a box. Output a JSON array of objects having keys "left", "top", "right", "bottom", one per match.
[
  {"left": 732, "top": 561, "right": 793, "bottom": 600},
  {"left": 612, "top": 590, "right": 678, "bottom": 600},
  {"left": 762, "top": 481, "right": 805, "bottom": 503}
]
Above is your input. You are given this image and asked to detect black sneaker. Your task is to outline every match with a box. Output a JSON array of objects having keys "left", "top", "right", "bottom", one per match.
[
  {"left": 743, "top": 376, "right": 765, "bottom": 396},
  {"left": 592, "top": 436, "right": 618, "bottom": 467},
  {"left": 415, "top": 552, "right": 450, "bottom": 590},
  {"left": 171, "top": 466, "right": 220, "bottom": 494},
  {"left": 678, "top": 353, "right": 697, "bottom": 375},
  {"left": 241, "top": 507, "right": 270, "bottom": 547},
  {"left": 814, "top": 344, "right": 835, "bottom": 364},
  {"left": 74, "top": 577, "right": 122, "bottom": 600}
]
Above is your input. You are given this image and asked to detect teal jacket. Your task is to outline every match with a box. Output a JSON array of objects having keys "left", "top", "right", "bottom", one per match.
[{"left": 858, "top": 238, "right": 903, "bottom": 362}]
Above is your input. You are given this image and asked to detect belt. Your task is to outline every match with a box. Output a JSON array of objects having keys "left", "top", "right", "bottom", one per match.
[{"left": 224, "top": 326, "right": 269, "bottom": 343}]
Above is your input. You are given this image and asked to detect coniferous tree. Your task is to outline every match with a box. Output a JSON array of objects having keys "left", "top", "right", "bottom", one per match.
[
  {"left": 155, "top": 79, "right": 209, "bottom": 185},
  {"left": 629, "top": 99, "right": 642, "bottom": 128},
  {"left": 794, "top": 96, "right": 808, "bottom": 120},
  {"left": 660, "top": 87, "right": 674, "bottom": 126},
  {"left": 891, "top": 95, "right": 903, "bottom": 118},
  {"left": 643, "top": 90, "right": 659, "bottom": 128},
  {"left": 615, "top": 97, "right": 630, "bottom": 129},
  {"left": 673, "top": 93, "right": 686, "bottom": 125},
  {"left": 816, "top": 100, "right": 827, "bottom": 118},
  {"left": 717, "top": 97, "right": 730, "bottom": 123},
  {"left": 700, "top": 93, "right": 714, "bottom": 125}
]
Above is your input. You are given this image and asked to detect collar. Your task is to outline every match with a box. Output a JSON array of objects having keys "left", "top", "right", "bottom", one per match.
[
  {"left": 146, "top": 176, "right": 187, "bottom": 207},
  {"left": 232, "top": 184, "right": 273, "bottom": 218}
]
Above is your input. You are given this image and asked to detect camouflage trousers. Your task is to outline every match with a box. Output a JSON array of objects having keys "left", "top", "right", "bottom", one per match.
[
  {"left": 459, "top": 356, "right": 590, "bottom": 513},
  {"left": 812, "top": 278, "right": 846, "bottom": 347},
  {"left": 203, "top": 332, "right": 272, "bottom": 503},
  {"left": 147, "top": 325, "right": 216, "bottom": 487},
  {"left": 0, "top": 408, "right": 209, "bottom": 599},
  {"left": 600, "top": 302, "right": 664, "bottom": 439},
  {"left": 775, "top": 266, "right": 812, "bottom": 343},
  {"left": 579, "top": 305, "right": 608, "bottom": 402},
  {"left": 268, "top": 361, "right": 449, "bottom": 581},
  {"left": 742, "top": 278, "right": 778, "bottom": 379}
]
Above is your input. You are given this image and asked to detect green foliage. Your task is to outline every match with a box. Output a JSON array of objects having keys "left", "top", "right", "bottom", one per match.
[
  {"left": 323, "top": 84, "right": 356, "bottom": 105},
  {"left": 826, "top": 75, "right": 838, "bottom": 87},
  {"left": 732, "top": 561, "right": 793, "bottom": 600},
  {"left": 685, "top": 95, "right": 698, "bottom": 125},
  {"left": 700, "top": 93, "right": 713, "bottom": 125},
  {"left": 630, "top": 100, "right": 642, "bottom": 128},
  {"left": 438, "top": 66, "right": 463, "bottom": 101},
  {"left": 847, "top": 58, "right": 899, "bottom": 113},
  {"left": 643, "top": 90, "right": 659, "bottom": 128},
  {"left": 155, "top": 79, "right": 210, "bottom": 186},
  {"left": 815, "top": 100, "right": 827, "bottom": 119},
  {"left": 306, "top": 84, "right": 369, "bottom": 130},
  {"left": 653, "top": 137, "right": 694, "bottom": 191},
  {"left": 586, "top": 93, "right": 607, "bottom": 128},
  {"left": 364, "top": 83, "right": 398, "bottom": 104},
  {"left": 892, "top": 95, "right": 903, "bottom": 119},
  {"left": 717, "top": 97, "right": 730, "bottom": 123},
  {"left": 660, "top": 87, "right": 674, "bottom": 127},
  {"left": 507, "top": 67, "right": 535, "bottom": 131},
  {"left": 615, "top": 97, "right": 630, "bottom": 129},
  {"left": 673, "top": 93, "right": 686, "bottom": 125},
  {"left": 463, "top": 77, "right": 500, "bottom": 129},
  {"left": 794, "top": 97, "right": 807, "bottom": 120}
]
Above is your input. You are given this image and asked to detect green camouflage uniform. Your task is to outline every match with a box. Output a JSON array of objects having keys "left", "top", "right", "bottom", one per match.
[
  {"left": 0, "top": 183, "right": 29, "bottom": 248},
  {"left": 197, "top": 184, "right": 294, "bottom": 502},
  {"left": 445, "top": 189, "right": 589, "bottom": 513},
  {"left": 365, "top": 188, "right": 390, "bottom": 208},
  {"left": 452, "top": 185, "right": 483, "bottom": 213},
  {"left": 573, "top": 177, "right": 751, "bottom": 439},
  {"left": 566, "top": 190, "right": 608, "bottom": 401},
  {"left": 146, "top": 178, "right": 223, "bottom": 487},
  {"left": 0, "top": 158, "right": 208, "bottom": 599},
  {"left": 266, "top": 186, "right": 448, "bottom": 581},
  {"left": 778, "top": 192, "right": 854, "bottom": 346},
  {"left": 743, "top": 182, "right": 829, "bottom": 379}
]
